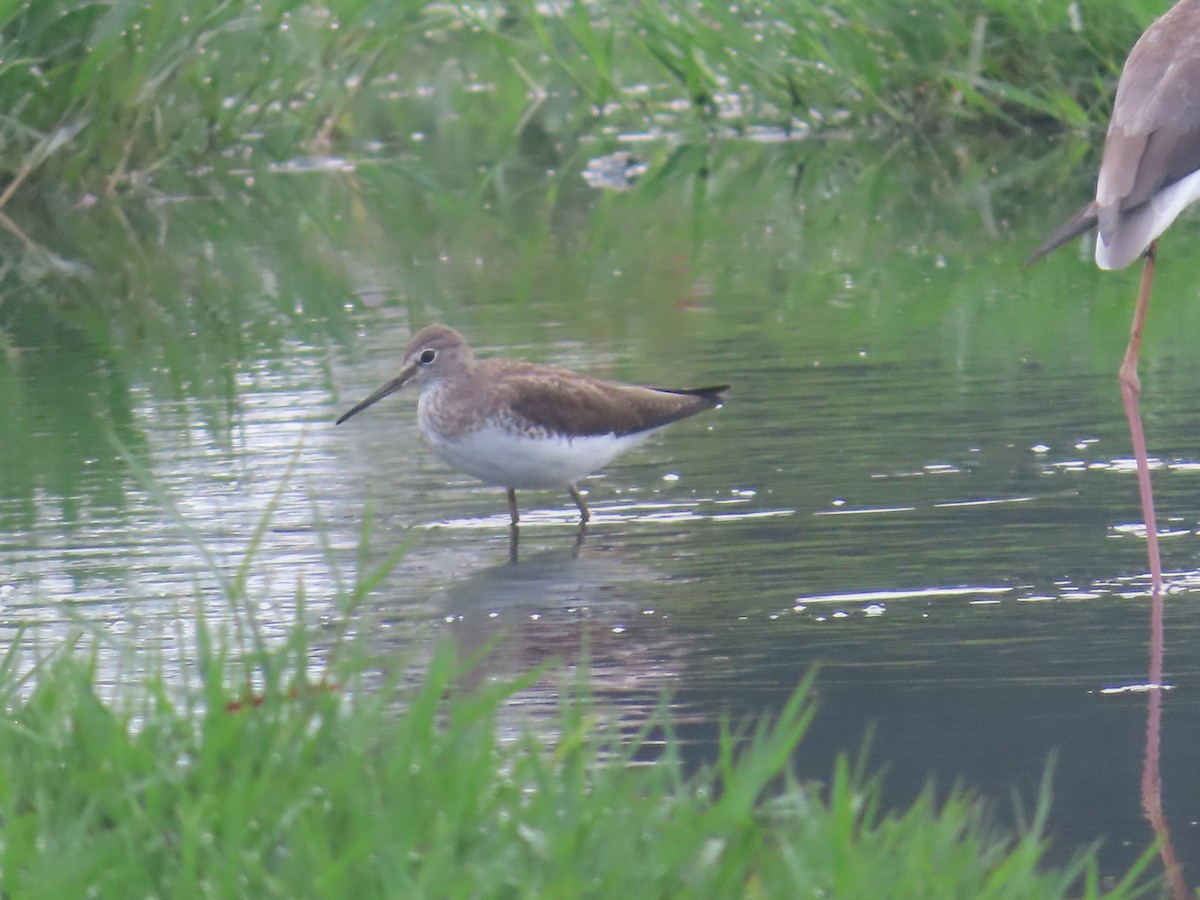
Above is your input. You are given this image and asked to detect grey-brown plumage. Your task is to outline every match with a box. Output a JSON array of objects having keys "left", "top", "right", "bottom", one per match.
[
  {"left": 1027, "top": 0, "right": 1200, "bottom": 269},
  {"left": 1025, "top": 2, "right": 1200, "bottom": 597},
  {"left": 336, "top": 324, "right": 727, "bottom": 524}
]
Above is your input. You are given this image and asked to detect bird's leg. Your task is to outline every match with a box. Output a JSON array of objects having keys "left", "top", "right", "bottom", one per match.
[
  {"left": 507, "top": 488, "right": 520, "bottom": 527},
  {"left": 1118, "top": 241, "right": 1163, "bottom": 597},
  {"left": 508, "top": 522, "right": 520, "bottom": 564},
  {"left": 1119, "top": 242, "right": 1156, "bottom": 392},
  {"left": 568, "top": 484, "right": 590, "bottom": 524}
]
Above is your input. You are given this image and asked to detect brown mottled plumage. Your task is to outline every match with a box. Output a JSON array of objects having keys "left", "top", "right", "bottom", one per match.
[{"left": 337, "top": 324, "right": 727, "bottom": 524}]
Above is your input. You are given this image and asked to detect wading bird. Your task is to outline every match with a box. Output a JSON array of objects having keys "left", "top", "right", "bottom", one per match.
[
  {"left": 337, "top": 324, "right": 727, "bottom": 525},
  {"left": 1027, "top": 0, "right": 1200, "bottom": 595}
]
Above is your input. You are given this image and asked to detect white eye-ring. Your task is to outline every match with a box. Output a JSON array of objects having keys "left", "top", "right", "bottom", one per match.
[{"left": 419, "top": 348, "right": 436, "bottom": 364}]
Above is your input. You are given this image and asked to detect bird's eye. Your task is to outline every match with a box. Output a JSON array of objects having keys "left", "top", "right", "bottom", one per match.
[{"left": 419, "top": 349, "right": 436, "bottom": 364}]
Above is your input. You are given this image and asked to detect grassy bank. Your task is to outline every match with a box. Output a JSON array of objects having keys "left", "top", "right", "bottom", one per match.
[
  {"left": 0, "top": 627, "right": 1154, "bottom": 897},
  {"left": 0, "top": 0, "right": 1173, "bottom": 205}
]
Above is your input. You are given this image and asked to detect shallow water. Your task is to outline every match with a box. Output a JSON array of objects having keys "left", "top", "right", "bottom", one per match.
[{"left": 4, "top": 133, "right": 1200, "bottom": 883}]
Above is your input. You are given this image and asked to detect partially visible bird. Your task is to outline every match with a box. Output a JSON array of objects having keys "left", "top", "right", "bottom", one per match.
[
  {"left": 1027, "top": 1, "right": 1200, "bottom": 272},
  {"left": 1027, "top": 0, "right": 1200, "bottom": 594}
]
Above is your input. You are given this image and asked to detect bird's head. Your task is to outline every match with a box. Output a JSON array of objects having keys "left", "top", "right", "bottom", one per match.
[{"left": 336, "top": 323, "right": 474, "bottom": 424}]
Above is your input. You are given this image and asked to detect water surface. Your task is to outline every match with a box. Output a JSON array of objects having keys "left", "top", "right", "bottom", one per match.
[{"left": 4, "top": 134, "right": 1200, "bottom": 884}]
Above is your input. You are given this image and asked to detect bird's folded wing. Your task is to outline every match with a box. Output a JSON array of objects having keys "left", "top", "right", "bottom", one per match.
[{"left": 501, "top": 371, "right": 723, "bottom": 437}]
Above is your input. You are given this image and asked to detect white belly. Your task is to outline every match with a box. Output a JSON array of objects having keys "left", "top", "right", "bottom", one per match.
[
  {"left": 422, "top": 422, "right": 653, "bottom": 489},
  {"left": 1097, "top": 167, "right": 1200, "bottom": 270}
]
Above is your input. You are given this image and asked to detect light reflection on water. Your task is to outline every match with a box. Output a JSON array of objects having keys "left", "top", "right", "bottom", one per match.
[{"left": 5, "top": 314, "right": 1200, "bottom": 883}]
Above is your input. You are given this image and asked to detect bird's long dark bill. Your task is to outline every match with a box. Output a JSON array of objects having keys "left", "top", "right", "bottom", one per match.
[{"left": 335, "top": 365, "right": 416, "bottom": 424}]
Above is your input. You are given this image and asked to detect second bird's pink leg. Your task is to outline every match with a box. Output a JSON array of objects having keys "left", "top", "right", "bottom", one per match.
[{"left": 1118, "top": 241, "right": 1163, "bottom": 597}]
